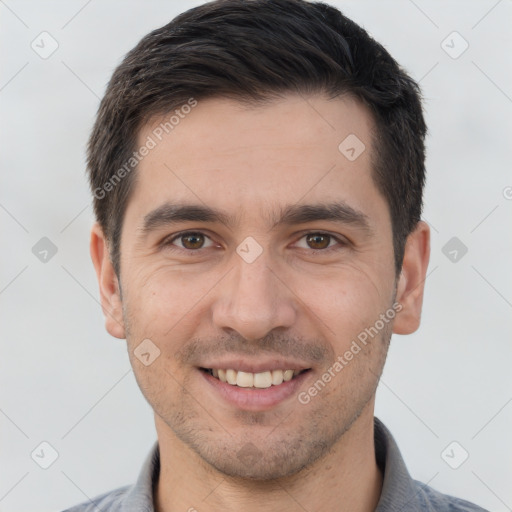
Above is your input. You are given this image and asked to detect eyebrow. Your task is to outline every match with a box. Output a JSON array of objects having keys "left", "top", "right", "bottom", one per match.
[{"left": 139, "top": 201, "right": 372, "bottom": 237}]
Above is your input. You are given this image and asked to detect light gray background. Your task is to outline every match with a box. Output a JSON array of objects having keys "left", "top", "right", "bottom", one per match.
[{"left": 1, "top": 1, "right": 511, "bottom": 511}]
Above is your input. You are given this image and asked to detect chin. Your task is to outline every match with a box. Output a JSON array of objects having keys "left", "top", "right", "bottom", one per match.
[{"left": 192, "top": 435, "right": 331, "bottom": 481}]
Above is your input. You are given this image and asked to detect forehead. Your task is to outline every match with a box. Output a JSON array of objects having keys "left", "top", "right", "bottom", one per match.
[{"left": 126, "top": 94, "right": 386, "bottom": 228}]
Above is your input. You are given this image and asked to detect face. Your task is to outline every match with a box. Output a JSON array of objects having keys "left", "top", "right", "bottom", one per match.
[{"left": 92, "top": 93, "right": 429, "bottom": 480}]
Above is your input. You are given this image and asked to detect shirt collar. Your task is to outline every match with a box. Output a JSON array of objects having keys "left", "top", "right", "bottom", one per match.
[
  {"left": 374, "top": 416, "right": 424, "bottom": 511},
  {"left": 120, "top": 439, "right": 160, "bottom": 512}
]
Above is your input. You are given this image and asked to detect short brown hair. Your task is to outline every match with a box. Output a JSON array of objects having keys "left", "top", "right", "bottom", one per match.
[{"left": 87, "top": 0, "right": 427, "bottom": 276}]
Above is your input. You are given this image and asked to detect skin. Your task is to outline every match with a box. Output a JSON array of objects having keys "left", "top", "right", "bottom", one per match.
[{"left": 91, "top": 93, "right": 430, "bottom": 512}]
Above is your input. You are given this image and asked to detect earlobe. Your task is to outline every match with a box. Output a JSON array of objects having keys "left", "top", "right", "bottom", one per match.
[
  {"left": 393, "top": 221, "right": 430, "bottom": 335},
  {"left": 90, "top": 223, "right": 126, "bottom": 339}
]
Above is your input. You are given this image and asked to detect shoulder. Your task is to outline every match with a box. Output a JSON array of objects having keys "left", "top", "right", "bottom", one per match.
[
  {"left": 413, "top": 479, "right": 490, "bottom": 512},
  {"left": 61, "top": 441, "right": 159, "bottom": 512},
  {"left": 60, "top": 484, "right": 131, "bottom": 512}
]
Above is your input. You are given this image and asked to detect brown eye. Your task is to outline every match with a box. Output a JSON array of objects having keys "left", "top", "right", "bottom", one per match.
[
  {"left": 306, "top": 233, "right": 332, "bottom": 250},
  {"left": 180, "top": 232, "right": 205, "bottom": 249},
  {"left": 166, "top": 231, "right": 214, "bottom": 251}
]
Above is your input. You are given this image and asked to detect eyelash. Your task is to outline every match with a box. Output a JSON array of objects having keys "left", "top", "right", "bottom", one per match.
[{"left": 161, "top": 231, "right": 348, "bottom": 255}]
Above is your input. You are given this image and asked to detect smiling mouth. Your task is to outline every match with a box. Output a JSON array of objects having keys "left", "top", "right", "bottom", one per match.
[{"left": 200, "top": 368, "right": 310, "bottom": 389}]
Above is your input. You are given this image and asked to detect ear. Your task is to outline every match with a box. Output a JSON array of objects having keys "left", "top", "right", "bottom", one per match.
[
  {"left": 90, "top": 223, "right": 126, "bottom": 339},
  {"left": 393, "top": 221, "right": 430, "bottom": 335}
]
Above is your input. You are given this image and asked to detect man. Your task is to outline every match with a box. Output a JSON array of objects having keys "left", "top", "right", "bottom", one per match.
[{"left": 64, "top": 0, "right": 488, "bottom": 510}]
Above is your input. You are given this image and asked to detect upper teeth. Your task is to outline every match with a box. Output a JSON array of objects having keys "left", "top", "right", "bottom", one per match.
[{"left": 211, "top": 369, "right": 301, "bottom": 388}]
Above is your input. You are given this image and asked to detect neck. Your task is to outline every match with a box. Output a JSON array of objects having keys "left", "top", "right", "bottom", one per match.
[{"left": 154, "top": 404, "right": 383, "bottom": 512}]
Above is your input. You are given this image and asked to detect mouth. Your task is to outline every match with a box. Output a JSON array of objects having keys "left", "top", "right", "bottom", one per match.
[
  {"left": 200, "top": 367, "right": 310, "bottom": 389},
  {"left": 197, "top": 359, "right": 313, "bottom": 410}
]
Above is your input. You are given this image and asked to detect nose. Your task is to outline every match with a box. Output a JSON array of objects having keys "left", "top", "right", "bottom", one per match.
[{"left": 211, "top": 250, "right": 297, "bottom": 342}]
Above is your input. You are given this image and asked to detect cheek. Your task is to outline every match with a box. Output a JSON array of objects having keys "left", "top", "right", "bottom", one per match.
[
  {"left": 122, "top": 265, "right": 216, "bottom": 342},
  {"left": 294, "top": 264, "right": 390, "bottom": 342}
]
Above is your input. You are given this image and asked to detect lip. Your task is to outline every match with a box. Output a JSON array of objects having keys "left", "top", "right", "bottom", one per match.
[
  {"left": 199, "top": 367, "right": 312, "bottom": 411},
  {"left": 198, "top": 357, "right": 312, "bottom": 374}
]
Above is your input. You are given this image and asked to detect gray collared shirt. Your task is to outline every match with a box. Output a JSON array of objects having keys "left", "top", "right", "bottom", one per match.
[{"left": 62, "top": 417, "right": 488, "bottom": 511}]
